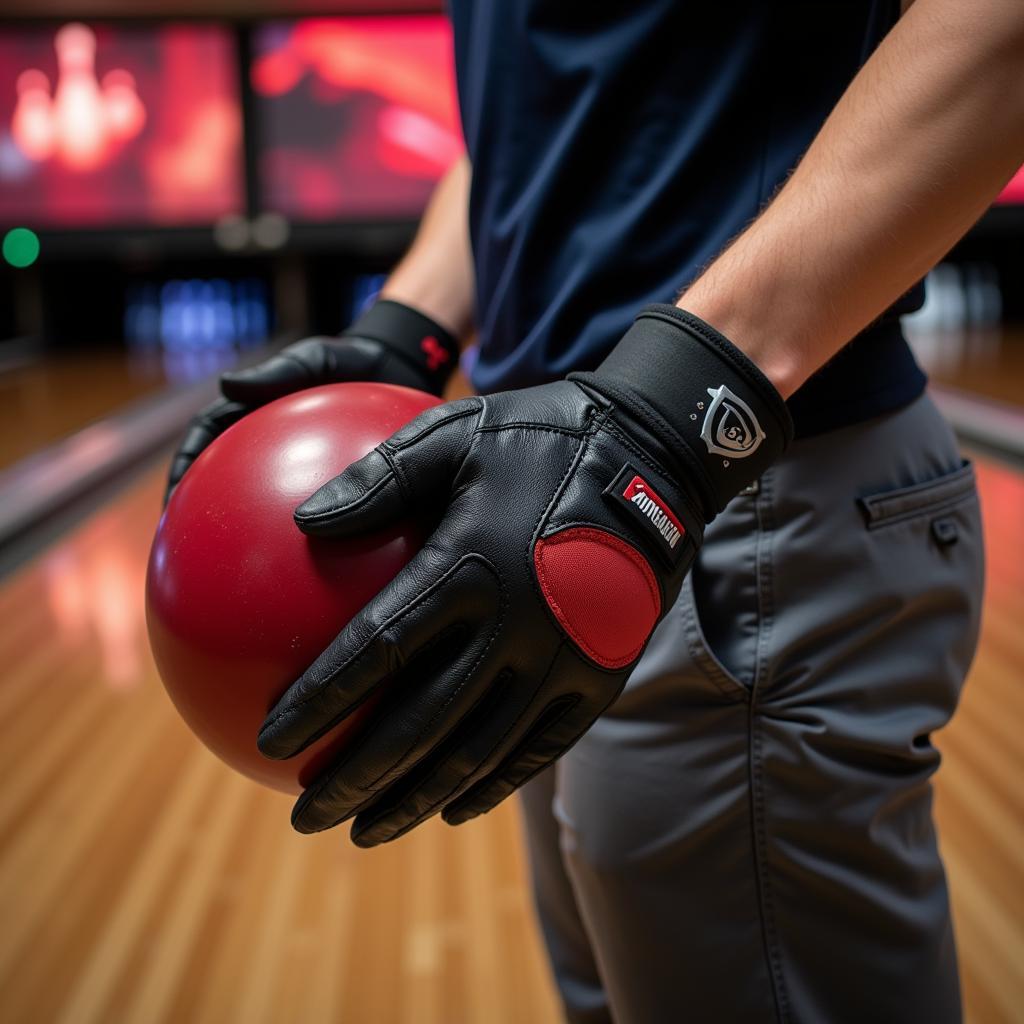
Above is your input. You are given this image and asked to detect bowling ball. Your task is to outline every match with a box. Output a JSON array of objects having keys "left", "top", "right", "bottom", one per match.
[{"left": 146, "top": 382, "right": 441, "bottom": 793}]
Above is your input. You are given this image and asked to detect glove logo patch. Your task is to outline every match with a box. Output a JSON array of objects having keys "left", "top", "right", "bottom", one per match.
[
  {"left": 621, "top": 475, "right": 683, "bottom": 550},
  {"left": 604, "top": 464, "right": 687, "bottom": 565},
  {"left": 700, "top": 385, "right": 766, "bottom": 459}
]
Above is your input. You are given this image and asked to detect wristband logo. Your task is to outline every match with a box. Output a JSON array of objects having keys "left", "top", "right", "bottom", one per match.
[
  {"left": 700, "top": 385, "right": 766, "bottom": 459},
  {"left": 420, "top": 336, "right": 451, "bottom": 372}
]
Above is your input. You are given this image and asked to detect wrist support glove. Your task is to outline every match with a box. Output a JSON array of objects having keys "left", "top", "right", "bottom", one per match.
[
  {"left": 164, "top": 300, "right": 459, "bottom": 501},
  {"left": 257, "top": 304, "right": 793, "bottom": 846}
]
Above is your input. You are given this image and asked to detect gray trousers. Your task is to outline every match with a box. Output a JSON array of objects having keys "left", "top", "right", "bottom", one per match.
[{"left": 520, "top": 394, "right": 984, "bottom": 1024}]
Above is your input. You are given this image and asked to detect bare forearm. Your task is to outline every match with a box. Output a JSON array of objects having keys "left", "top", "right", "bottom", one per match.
[
  {"left": 380, "top": 154, "right": 475, "bottom": 340},
  {"left": 679, "top": 0, "right": 1024, "bottom": 397}
]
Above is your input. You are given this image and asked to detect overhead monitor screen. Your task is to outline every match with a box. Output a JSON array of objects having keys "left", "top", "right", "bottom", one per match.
[
  {"left": 251, "top": 16, "right": 461, "bottom": 222},
  {"left": 0, "top": 22, "right": 245, "bottom": 228}
]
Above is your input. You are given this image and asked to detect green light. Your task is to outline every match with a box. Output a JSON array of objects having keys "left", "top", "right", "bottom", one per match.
[{"left": 3, "top": 228, "right": 41, "bottom": 269}]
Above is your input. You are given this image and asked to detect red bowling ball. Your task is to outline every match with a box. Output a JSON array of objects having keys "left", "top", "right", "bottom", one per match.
[{"left": 146, "top": 382, "right": 440, "bottom": 793}]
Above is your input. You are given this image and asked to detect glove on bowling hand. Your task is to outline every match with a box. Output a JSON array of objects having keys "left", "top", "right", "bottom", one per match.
[
  {"left": 258, "top": 304, "right": 793, "bottom": 846},
  {"left": 164, "top": 300, "right": 459, "bottom": 501}
]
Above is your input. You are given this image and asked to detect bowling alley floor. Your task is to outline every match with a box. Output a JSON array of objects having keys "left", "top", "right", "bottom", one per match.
[
  {"left": 912, "top": 325, "right": 1024, "bottom": 410},
  {"left": 0, "top": 450, "right": 1020, "bottom": 1024},
  {"left": 0, "top": 348, "right": 177, "bottom": 472}
]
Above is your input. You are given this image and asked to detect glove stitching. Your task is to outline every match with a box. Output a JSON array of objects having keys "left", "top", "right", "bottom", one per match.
[
  {"left": 601, "top": 419, "right": 705, "bottom": 529},
  {"left": 349, "top": 666, "right": 522, "bottom": 841},
  {"left": 444, "top": 689, "right": 588, "bottom": 824},
  {"left": 523, "top": 417, "right": 593, "bottom": 617},
  {"left": 361, "top": 647, "right": 570, "bottom": 842},
  {"left": 390, "top": 402, "right": 482, "bottom": 451},
  {"left": 524, "top": 412, "right": 667, "bottom": 670},
  {"left": 360, "top": 553, "right": 509, "bottom": 792},
  {"left": 269, "top": 551, "right": 509, "bottom": 797},
  {"left": 604, "top": 382, "right": 713, "bottom": 500},
  {"left": 377, "top": 443, "right": 410, "bottom": 506},
  {"left": 262, "top": 553, "right": 495, "bottom": 739},
  {"left": 300, "top": 565, "right": 508, "bottom": 830},
  {"left": 449, "top": 671, "right": 631, "bottom": 824},
  {"left": 474, "top": 423, "right": 591, "bottom": 439},
  {"left": 292, "top": 620, "right": 468, "bottom": 832},
  {"left": 355, "top": 419, "right": 587, "bottom": 837},
  {"left": 297, "top": 459, "right": 393, "bottom": 524}
]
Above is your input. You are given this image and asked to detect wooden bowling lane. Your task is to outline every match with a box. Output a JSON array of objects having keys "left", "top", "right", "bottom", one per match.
[
  {"left": 0, "top": 349, "right": 172, "bottom": 472},
  {"left": 0, "top": 453, "right": 1021, "bottom": 1023},
  {"left": 912, "top": 326, "right": 1024, "bottom": 409},
  {"left": 934, "top": 457, "right": 1024, "bottom": 1024}
]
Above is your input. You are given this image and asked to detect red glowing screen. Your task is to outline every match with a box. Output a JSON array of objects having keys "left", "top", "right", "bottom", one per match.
[
  {"left": 0, "top": 23, "right": 244, "bottom": 228},
  {"left": 252, "top": 17, "right": 462, "bottom": 221}
]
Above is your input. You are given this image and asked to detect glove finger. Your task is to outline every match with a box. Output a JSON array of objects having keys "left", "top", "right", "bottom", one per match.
[
  {"left": 343, "top": 637, "right": 587, "bottom": 845},
  {"left": 281, "top": 555, "right": 503, "bottom": 833},
  {"left": 220, "top": 338, "right": 335, "bottom": 404},
  {"left": 257, "top": 543, "right": 490, "bottom": 761},
  {"left": 289, "top": 599, "right": 509, "bottom": 835},
  {"left": 441, "top": 695, "right": 595, "bottom": 827},
  {"left": 347, "top": 665, "right": 559, "bottom": 847},
  {"left": 294, "top": 398, "right": 482, "bottom": 539},
  {"left": 165, "top": 397, "right": 249, "bottom": 504}
]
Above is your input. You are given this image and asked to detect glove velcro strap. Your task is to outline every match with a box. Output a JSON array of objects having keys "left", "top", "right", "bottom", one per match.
[
  {"left": 346, "top": 300, "right": 460, "bottom": 394},
  {"left": 572, "top": 304, "right": 794, "bottom": 519}
]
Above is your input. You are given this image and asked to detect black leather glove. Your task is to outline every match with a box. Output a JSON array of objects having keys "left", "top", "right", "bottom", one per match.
[
  {"left": 257, "top": 304, "right": 793, "bottom": 846},
  {"left": 164, "top": 300, "right": 460, "bottom": 501}
]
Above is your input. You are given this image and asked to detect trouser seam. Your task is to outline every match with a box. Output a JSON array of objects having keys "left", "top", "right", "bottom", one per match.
[{"left": 748, "top": 467, "right": 791, "bottom": 1023}]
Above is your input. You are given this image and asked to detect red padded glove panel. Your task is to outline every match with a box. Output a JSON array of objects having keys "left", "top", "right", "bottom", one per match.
[{"left": 533, "top": 527, "right": 661, "bottom": 669}]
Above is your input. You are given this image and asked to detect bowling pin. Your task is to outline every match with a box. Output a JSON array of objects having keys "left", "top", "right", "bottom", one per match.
[
  {"left": 11, "top": 69, "right": 56, "bottom": 161},
  {"left": 52, "top": 23, "right": 108, "bottom": 170},
  {"left": 102, "top": 69, "right": 146, "bottom": 141}
]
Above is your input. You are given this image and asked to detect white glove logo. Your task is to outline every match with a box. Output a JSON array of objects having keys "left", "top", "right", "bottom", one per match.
[{"left": 700, "top": 385, "right": 766, "bottom": 459}]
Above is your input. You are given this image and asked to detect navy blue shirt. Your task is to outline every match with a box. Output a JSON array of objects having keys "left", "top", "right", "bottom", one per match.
[{"left": 449, "top": 0, "right": 926, "bottom": 436}]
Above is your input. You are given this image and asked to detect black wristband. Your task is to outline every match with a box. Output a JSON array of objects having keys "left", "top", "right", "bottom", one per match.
[
  {"left": 345, "top": 300, "right": 460, "bottom": 394},
  {"left": 571, "top": 304, "right": 793, "bottom": 519}
]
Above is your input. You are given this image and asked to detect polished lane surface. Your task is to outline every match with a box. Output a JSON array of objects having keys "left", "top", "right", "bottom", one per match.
[{"left": 0, "top": 348, "right": 238, "bottom": 472}]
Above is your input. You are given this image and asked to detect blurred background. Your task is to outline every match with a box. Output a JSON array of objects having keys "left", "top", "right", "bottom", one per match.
[{"left": 0, "top": 2, "right": 1021, "bottom": 1023}]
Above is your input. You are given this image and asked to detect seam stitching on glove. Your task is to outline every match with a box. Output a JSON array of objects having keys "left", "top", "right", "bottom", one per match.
[
  {"left": 440, "top": 651, "right": 574, "bottom": 825},
  {"left": 362, "top": 561, "right": 508, "bottom": 793},
  {"left": 261, "top": 553, "right": 496, "bottom": 743},
  {"left": 339, "top": 553, "right": 502, "bottom": 704},
  {"left": 351, "top": 665, "right": 530, "bottom": 842},
  {"left": 573, "top": 373, "right": 716, "bottom": 513},
  {"left": 399, "top": 679, "right": 577, "bottom": 831},
  {"left": 444, "top": 686, "right": 586, "bottom": 825},
  {"left": 390, "top": 402, "right": 481, "bottom": 451},
  {"left": 292, "top": 620, "right": 467, "bottom": 831},
  {"left": 524, "top": 417, "right": 593, "bottom": 620},
  {"left": 601, "top": 419, "right": 705, "bottom": 528},
  {"left": 298, "top": 458, "right": 392, "bottom": 522},
  {"left": 474, "top": 423, "right": 590, "bottom": 438},
  {"left": 378, "top": 444, "right": 410, "bottom": 506}
]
